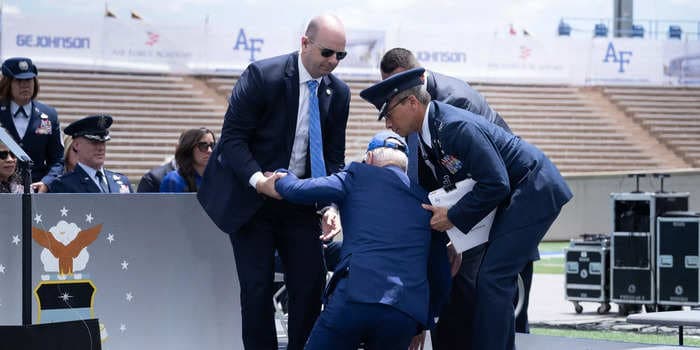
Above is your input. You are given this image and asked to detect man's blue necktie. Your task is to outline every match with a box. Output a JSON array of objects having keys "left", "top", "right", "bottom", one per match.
[{"left": 307, "top": 80, "right": 326, "bottom": 178}]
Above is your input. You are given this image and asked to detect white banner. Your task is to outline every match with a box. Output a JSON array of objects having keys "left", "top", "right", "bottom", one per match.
[
  {"left": 2, "top": 13, "right": 700, "bottom": 85},
  {"left": 585, "top": 38, "right": 665, "bottom": 85}
]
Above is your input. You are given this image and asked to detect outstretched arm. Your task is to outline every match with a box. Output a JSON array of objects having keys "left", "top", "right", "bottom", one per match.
[{"left": 274, "top": 170, "right": 349, "bottom": 205}]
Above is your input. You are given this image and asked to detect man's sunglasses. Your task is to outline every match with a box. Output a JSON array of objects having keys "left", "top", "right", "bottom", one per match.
[
  {"left": 308, "top": 39, "right": 347, "bottom": 60},
  {"left": 195, "top": 142, "right": 215, "bottom": 152},
  {"left": 0, "top": 150, "right": 15, "bottom": 160}
]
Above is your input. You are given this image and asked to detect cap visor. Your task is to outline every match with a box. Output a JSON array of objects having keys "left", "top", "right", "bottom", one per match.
[{"left": 13, "top": 73, "right": 36, "bottom": 79}]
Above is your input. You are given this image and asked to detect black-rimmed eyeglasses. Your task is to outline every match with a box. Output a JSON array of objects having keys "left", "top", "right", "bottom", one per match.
[
  {"left": 0, "top": 150, "right": 16, "bottom": 160},
  {"left": 195, "top": 142, "right": 215, "bottom": 152},
  {"left": 383, "top": 96, "right": 411, "bottom": 120},
  {"left": 308, "top": 39, "right": 347, "bottom": 60}
]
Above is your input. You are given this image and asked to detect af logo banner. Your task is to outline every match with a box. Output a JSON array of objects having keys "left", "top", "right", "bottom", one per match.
[
  {"left": 31, "top": 207, "right": 121, "bottom": 343},
  {"left": 587, "top": 39, "right": 665, "bottom": 85}
]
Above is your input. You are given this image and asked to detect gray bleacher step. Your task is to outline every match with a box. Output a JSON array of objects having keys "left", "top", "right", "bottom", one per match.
[
  {"left": 41, "top": 86, "right": 203, "bottom": 97},
  {"left": 41, "top": 71, "right": 184, "bottom": 82},
  {"left": 56, "top": 108, "right": 225, "bottom": 118},
  {"left": 603, "top": 87, "right": 700, "bottom": 96},
  {"left": 44, "top": 100, "right": 224, "bottom": 111},
  {"left": 41, "top": 80, "right": 193, "bottom": 89},
  {"left": 608, "top": 94, "right": 700, "bottom": 103},
  {"left": 40, "top": 93, "right": 215, "bottom": 104}
]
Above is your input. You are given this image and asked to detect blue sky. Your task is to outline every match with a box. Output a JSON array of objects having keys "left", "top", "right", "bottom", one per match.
[{"left": 4, "top": 0, "right": 700, "bottom": 38}]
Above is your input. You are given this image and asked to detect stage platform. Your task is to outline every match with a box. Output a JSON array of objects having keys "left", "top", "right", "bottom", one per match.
[{"left": 276, "top": 333, "right": 689, "bottom": 349}]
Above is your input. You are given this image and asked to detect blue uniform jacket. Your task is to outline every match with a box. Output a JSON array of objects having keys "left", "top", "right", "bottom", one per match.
[
  {"left": 275, "top": 162, "right": 451, "bottom": 328},
  {"left": 197, "top": 52, "right": 351, "bottom": 235},
  {"left": 424, "top": 101, "right": 572, "bottom": 239},
  {"left": 0, "top": 100, "right": 64, "bottom": 184},
  {"left": 48, "top": 165, "right": 132, "bottom": 193},
  {"left": 426, "top": 70, "right": 510, "bottom": 133}
]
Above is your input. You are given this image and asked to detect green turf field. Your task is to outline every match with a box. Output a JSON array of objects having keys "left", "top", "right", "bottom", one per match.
[
  {"left": 534, "top": 241, "right": 567, "bottom": 274},
  {"left": 531, "top": 327, "right": 700, "bottom": 346}
]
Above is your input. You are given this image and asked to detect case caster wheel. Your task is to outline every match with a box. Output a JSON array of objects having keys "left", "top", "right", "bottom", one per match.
[
  {"left": 573, "top": 302, "right": 583, "bottom": 314},
  {"left": 618, "top": 304, "right": 629, "bottom": 316},
  {"left": 597, "top": 303, "right": 611, "bottom": 314},
  {"left": 644, "top": 304, "right": 657, "bottom": 313}
]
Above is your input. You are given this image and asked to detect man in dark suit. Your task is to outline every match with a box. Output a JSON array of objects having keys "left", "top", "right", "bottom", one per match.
[
  {"left": 137, "top": 159, "right": 176, "bottom": 192},
  {"left": 197, "top": 14, "right": 350, "bottom": 349},
  {"left": 49, "top": 115, "right": 132, "bottom": 194},
  {"left": 0, "top": 57, "right": 63, "bottom": 192},
  {"left": 271, "top": 131, "right": 451, "bottom": 350},
  {"left": 380, "top": 48, "right": 540, "bottom": 347},
  {"left": 360, "top": 68, "right": 572, "bottom": 350}
]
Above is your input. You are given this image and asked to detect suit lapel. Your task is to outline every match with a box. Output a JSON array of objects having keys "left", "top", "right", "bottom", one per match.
[
  {"left": 318, "top": 75, "right": 332, "bottom": 124},
  {"left": 407, "top": 133, "right": 419, "bottom": 183},
  {"left": 23, "top": 102, "right": 42, "bottom": 141},
  {"left": 427, "top": 103, "right": 443, "bottom": 163},
  {"left": 76, "top": 167, "right": 101, "bottom": 193},
  {"left": 0, "top": 103, "right": 21, "bottom": 141},
  {"left": 284, "top": 53, "right": 300, "bottom": 157}
]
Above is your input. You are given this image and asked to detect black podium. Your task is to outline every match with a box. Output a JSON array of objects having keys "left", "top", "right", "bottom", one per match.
[{"left": 0, "top": 318, "right": 102, "bottom": 350}]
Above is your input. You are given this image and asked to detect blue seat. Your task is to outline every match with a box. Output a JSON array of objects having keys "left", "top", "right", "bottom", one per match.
[
  {"left": 558, "top": 20, "right": 572, "bottom": 36},
  {"left": 594, "top": 23, "right": 608, "bottom": 37},
  {"left": 631, "top": 24, "right": 645, "bottom": 38},
  {"left": 669, "top": 25, "right": 682, "bottom": 39}
]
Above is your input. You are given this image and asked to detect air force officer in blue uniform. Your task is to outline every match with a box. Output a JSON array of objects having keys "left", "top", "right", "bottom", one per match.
[
  {"left": 273, "top": 131, "right": 450, "bottom": 350},
  {"left": 48, "top": 115, "right": 132, "bottom": 194},
  {"left": 197, "top": 15, "right": 351, "bottom": 349},
  {"left": 360, "top": 68, "right": 573, "bottom": 350},
  {"left": 0, "top": 57, "right": 63, "bottom": 192}
]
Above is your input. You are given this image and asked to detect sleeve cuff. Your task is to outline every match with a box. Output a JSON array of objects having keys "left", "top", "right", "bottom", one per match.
[{"left": 249, "top": 171, "right": 264, "bottom": 189}]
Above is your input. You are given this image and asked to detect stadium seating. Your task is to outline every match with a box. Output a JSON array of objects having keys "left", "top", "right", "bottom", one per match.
[
  {"left": 35, "top": 70, "right": 697, "bottom": 182},
  {"left": 39, "top": 70, "right": 226, "bottom": 181},
  {"left": 602, "top": 86, "right": 700, "bottom": 167}
]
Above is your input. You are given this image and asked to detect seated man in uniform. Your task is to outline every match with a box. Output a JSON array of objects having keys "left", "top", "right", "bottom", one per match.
[
  {"left": 49, "top": 115, "right": 132, "bottom": 193},
  {"left": 259, "top": 131, "right": 450, "bottom": 350}
]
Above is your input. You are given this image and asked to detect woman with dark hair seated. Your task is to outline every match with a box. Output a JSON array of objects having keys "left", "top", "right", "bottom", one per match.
[
  {"left": 160, "top": 128, "right": 215, "bottom": 193},
  {"left": 0, "top": 142, "right": 22, "bottom": 193}
]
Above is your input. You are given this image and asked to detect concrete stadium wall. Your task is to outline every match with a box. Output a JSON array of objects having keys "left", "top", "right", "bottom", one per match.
[{"left": 546, "top": 170, "right": 700, "bottom": 241}]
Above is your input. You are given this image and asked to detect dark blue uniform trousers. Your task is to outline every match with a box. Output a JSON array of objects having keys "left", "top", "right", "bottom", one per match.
[
  {"left": 430, "top": 243, "right": 486, "bottom": 350},
  {"left": 230, "top": 200, "right": 325, "bottom": 350},
  {"left": 305, "top": 278, "right": 419, "bottom": 350},
  {"left": 472, "top": 213, "right": 559, "bottom": 350}
]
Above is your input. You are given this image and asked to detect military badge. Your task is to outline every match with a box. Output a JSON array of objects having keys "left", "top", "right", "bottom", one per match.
[
  {"left": 40, "top": 113, "right": 49, "bottom": 119},
  {"left": 439, "top": 154, "right": 463, "bottom": 174},
  {"left": 19, "top": 60, "right": 29, "bottom": 71},
  {"left": 326, "top": 88, "right": 332, "bottom": 96},
  {"left": 119, "top": 184, "right": 130, "bottom": 193},
  {"left": 36, "top": 119, "right": 52, "bottom": 135},
  {"left": 112, "top": 174, "right": 121, "bottom": 181}
]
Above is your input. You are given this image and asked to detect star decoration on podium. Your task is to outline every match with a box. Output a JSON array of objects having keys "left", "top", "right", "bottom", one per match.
[
  {"left": 120, "top": 324, "right": 126, "bottom": 332},
  {"left": 121, "top": 260, "right": 129, "bottom": 270},
  {"left": 59, "top": 292, "right": 73, "bottom": 302},
  {"left": 85, "top": 213, "right": 94, "bottom": 223},
  {"left": 11, "top": 235, "right": 20, "bottom": 245},
  {"left": 34, "top": 214, "right": 42, "bottom": 223},
  {"left": 107, "top": 233, "right": 115, "bottom": 244},
  {"left": 60, "top": 207, "right": 69, "bottom": 216},
  {"left": 0, "top": 264, "right": 5, "bottom": 274},
  {"left": 125, "top": 292, "right": 133, "bottom": 302}
]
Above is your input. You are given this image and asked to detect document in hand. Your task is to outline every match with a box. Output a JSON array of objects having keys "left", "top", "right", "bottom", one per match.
[{"left": 427, "top": 179, "right": 496, "bottom": 253}]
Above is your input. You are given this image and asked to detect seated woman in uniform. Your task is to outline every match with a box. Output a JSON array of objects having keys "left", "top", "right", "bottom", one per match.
[
  {"left": 0, "top": 142, "right": 22, "bottom": 193},
  {"left": 160, "top": 127, "right": 215, "bottom": 193}
]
